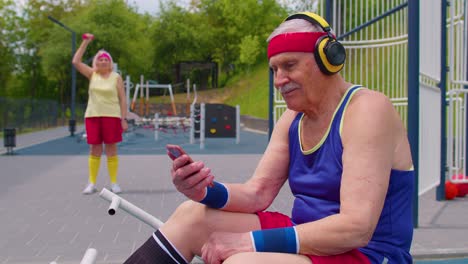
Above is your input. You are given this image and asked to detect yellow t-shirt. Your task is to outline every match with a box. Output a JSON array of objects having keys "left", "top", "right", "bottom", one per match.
[{"left": 85, "top": 72, "right": 121, "bottom": 118}]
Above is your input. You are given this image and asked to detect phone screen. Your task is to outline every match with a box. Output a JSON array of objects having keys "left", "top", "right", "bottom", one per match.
[
  {"left": 167, "top": 147, "right": 183, "bottom": 158},
  {"left": 166, "top": 144, "right": 193, "bottom": 163},
  {"left": 166, "top": 144, "right": 214, "bottom": 187}
]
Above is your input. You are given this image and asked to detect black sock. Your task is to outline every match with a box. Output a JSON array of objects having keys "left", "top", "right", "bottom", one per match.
[
  {"left": 153, "top": 230, "right": 188, "bottom": 264},
  {"left": 124, "top": 230, "right": 188, "bottom": 264}
]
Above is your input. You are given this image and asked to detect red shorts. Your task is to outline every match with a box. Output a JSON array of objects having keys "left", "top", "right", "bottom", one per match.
[
  {"left": 85, "top": 117, "right": 123, "bottom": 144},
  {"left": 256, "top": 212, "right": 371, "bottom": 264}
]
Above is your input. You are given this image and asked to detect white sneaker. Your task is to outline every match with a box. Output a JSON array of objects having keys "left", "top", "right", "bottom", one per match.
[
  {"left": 82, "top": 183, "right": 97, "bottom": 194},
  {"left": 111, "top": 183, "right": 122, "bottom": 194}
]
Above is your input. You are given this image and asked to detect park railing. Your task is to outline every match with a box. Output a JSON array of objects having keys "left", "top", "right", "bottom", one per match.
[{"left": 0, "top": 97, "right": 86, "bottom": 133}]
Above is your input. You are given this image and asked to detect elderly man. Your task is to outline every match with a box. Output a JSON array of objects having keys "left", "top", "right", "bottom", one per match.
[{"left": 125, "top": 12, "right": 414, "bottom": 264}]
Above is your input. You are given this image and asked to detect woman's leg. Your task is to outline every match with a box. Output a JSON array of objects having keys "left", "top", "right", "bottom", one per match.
[
  {"left": 82, "top": 144, "right": 102, "bottom": 194},
  {"left": 84, "top": 117, "right": 103, "bottom": 192},
  {"left": 104, "top": 143, "right": 118, "bottom": 157},
  {"left": 104, "top": 143, "right": 118, "bottom": 183},
  {"left": 104, "top": 143, "right": 121, "bottom": 193},
  {"left": 88, "top": 144, "right": 103, "bottom": 184}
]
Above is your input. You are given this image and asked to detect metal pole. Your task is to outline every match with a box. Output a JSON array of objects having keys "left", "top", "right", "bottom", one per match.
[
  {"left": 268, "top": 69, "right": 274, "bottom": 140},
  {"left": 407, "top": 0, "right": 420, "bottom": 228},
  {"left": 325, "top": 0, "right": 333, "bottom": 23},
  {"left": 437, "top": 0, "right": 449, "bottom": 201},
  {"left": 47, "top": 16, "right": 77, "bottom": 136},
  {"left": 70, "top": 31, "right": 76, "bottom": 136},
  {"left": 464, "top": 0, "right": 468, "bottom": 183}
]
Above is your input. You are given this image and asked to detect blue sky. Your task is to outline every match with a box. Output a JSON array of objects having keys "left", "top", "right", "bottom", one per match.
[
  {"left": 127, "top": 0, "right": 190, "bottom": 15},
  {"left": 14, "top": 0, "right": 188, "bottom": 16},
  {"left": 127, "top": 0, "right": 159, "bottom": 15}
]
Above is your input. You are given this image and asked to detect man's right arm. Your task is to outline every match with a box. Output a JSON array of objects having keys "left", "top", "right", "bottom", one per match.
[{"left": 220, "top": 109, "right": 296, "bottom": 213}]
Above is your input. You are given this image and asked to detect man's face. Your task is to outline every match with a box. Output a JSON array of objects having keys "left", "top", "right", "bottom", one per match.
[{"left": 269, "top": 52, "right": 318, "bottom": 109}]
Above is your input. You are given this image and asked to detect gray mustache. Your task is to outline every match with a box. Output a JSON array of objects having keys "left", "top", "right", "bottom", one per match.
[{"left": 279, "top": 83, "right": 300, "bottom": 94}]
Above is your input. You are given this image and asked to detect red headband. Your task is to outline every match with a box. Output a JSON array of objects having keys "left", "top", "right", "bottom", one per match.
[
  {"left": 97, "top": 52, "right": 111, "bottom": 60},
  {"left": 267, "top": 32, "right": 328, "bottom": 59}
]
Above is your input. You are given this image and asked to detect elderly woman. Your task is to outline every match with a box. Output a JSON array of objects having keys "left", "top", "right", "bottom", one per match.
[{"left": 72, "top": 33, "right": 128, "bottom": 195}]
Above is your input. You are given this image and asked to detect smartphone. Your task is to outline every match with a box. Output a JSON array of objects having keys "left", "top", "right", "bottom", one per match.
[
  {"left": 166, "top": 144, "right": 214, "bottom": 187},
  {"left": 166, "top": 144, "right": 193, "bottom": 163}
]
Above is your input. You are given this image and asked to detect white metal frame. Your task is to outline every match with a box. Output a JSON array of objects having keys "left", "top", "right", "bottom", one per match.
[{"left": 446, "top": 0, "right": 468, "bottom": 182}]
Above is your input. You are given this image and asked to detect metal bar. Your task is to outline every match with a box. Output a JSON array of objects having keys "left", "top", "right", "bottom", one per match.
[
  {"left": 407, "top": 0, "right": 420, "bottom": 228},
  {"left": 268, "top": 69, "right": 274, "bottom": 140},
  {"left": 437, "top": 0, "right": 449, "bottom": 201},
  {"left": 70, "top": 31, "right": 76, "bottom": 136},
  {"left": 47, "top": 16, "right": 77, "bottom": 137},
  {"left": 337, "top": 2, "right": 408, "bottom": 40},
  {"left": 99, "top": 188, "right": 164, "bottom": 229},
  {"left": 464, "top": 0, "right": 468, "bottom": 179},
  {"left": 325, "top": 0, "right": 333, "bottom": 23},
  {"left": 79, "top": 248, "right": 97, "bottom": 264}
]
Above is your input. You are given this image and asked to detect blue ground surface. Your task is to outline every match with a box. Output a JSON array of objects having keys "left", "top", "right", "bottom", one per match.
[{"left": 16, "top": 126, "right": 269, "bottom": 155}]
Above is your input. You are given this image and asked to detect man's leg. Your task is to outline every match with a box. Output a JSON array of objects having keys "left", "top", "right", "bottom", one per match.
[
  {"left": 224, "top": 252, "right": 312, "bottom": 264},
  {"left": 124, "top": 232, "right": 184, "bottom": 264},
  {"left": 125, "top": 200, "right": 261, "bottom": 263}
]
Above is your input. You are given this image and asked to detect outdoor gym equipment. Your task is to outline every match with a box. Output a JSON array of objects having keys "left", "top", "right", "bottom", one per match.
[
  {"left": 49, "top": 248, "right": 97, "bottom": 264},
  {"left": 99, "top": 188, "right": 164, "bottom": 229}
]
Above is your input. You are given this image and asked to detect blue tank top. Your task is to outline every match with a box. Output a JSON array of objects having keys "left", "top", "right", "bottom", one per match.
[{"left": 288, "top": 86, "right": 414, "bottom": 263}]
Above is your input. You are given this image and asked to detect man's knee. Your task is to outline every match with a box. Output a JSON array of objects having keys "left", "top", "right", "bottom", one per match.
[
  {"left": 223, "top": 252, "right": 255, "bottom": 264},
  {"left": 170, "top": 200, "right": 208, "bottom": 225}
]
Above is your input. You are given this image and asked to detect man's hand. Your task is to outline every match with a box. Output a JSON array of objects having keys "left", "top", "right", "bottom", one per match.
[
  {"left": 201, "top": 232, "right": 254, "bottom": 264},
  {"left": 170, "top": 156, "right": 214, "bottom": 201}
]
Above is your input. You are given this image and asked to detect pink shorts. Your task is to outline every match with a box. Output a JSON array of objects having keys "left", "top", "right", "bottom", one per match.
[
  {"left": 256, "top": 212, "right": 371, "bottom": 264},
  {"left": 85, "top": 117, "right": 123, "bottom": 144}
]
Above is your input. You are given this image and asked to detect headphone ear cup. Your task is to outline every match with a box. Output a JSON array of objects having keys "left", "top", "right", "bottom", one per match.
[
  {"left": 325, "top": 40, "right": 346, "bottom": 66},
  {"left": 314, "top": 36, "right": 345, "bottom": 75}
]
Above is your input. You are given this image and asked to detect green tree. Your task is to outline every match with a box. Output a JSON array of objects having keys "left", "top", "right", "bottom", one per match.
[
  {"left": 14, "top": 0, "right": 89, "bottom": 103},
  {"left": 150, "top": 3, "right": 215, "bottom": 84},
  {"left": 41, "top": 0, "right": 154, "bottom": 104},
  {"left": 152, "top": 0, "right": 286, "bottom": 86},
  {"left": 197, "top": 0, "right": 285, "bottom": 74},
  {"left": 239, "top": 35, "right": 261, "bottom": 70},
  {"left": 0, "top": 0, "right": 20, "bottom": 97}
]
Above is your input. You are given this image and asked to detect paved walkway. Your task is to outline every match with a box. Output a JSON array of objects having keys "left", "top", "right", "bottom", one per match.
[{"left": 1, "top": 125, "right": 468, "bottom": 263}]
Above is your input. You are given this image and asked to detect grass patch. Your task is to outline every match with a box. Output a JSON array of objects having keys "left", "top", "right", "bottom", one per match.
[{"left": 148, "top": 62, "right": 271, "bottom": 119}]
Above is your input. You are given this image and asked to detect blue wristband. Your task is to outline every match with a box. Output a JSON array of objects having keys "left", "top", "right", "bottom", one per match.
[
  {"left": 251, "top": 227, "right": 299, "bottom": 254},
  {"left": 199, "top": 181, "right": 229, "bottom": 209}
]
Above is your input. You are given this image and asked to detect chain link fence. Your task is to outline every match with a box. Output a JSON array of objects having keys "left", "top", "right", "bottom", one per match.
[{"left": 0, "top": 97, "right": 86, "bottom": 133}]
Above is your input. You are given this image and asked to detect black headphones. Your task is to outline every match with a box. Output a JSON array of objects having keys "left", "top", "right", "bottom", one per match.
[{"left": 285, "top": 12, "right": 346, "bottom": 75}]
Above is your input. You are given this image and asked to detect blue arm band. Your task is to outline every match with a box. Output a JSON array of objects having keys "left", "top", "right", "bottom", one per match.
[
  {"left": 251, "top": 227, "right": 299, "bottom": 254},
  {"left": 199, "top": 181, "right": 229, "bottom": 209}
]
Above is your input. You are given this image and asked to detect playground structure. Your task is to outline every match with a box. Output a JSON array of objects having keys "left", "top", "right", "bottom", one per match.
[
  {"left": 128, "top": 75, "right": 178, "bottom": 117},
  {"left": 124, "top": 76, "right": 240, "bottom": 149}
]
